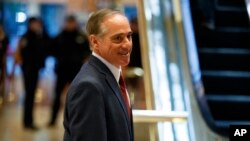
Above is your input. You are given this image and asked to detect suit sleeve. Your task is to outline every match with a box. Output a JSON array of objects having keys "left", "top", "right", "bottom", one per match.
[{"left": 64, "top": 81, "right": 107, "bottom": 141}]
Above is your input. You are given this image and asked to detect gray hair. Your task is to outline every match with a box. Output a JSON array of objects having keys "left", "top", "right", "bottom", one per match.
[{"left": 85, "top": 9, "right": 124, "bottom": 36}]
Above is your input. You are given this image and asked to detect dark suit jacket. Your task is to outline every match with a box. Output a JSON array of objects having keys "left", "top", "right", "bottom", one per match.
[{"left": 63, "top": 55, "right": 134, "bottom": 141}]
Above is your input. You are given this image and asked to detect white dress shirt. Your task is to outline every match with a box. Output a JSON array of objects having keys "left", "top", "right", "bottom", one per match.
[
  {"left": 92, "top": 52, "right": 130, "bottom": 107},
  {"left": 92, "top": 52, "right": 121, "bottom": 83}
]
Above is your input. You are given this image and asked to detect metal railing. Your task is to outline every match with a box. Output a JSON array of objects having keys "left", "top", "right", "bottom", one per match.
[{"left": 132, "top": 110, "right": 188, "bottom": 123}]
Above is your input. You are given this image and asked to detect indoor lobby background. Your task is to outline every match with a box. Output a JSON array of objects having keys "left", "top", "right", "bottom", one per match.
[{"left": 0, "top": 0, "right": 250, "bottom": 141}]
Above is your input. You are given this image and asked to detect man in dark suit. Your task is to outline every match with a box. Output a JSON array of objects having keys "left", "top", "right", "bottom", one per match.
[{"left": 63, "top": 9, "right": 134, "bottom": 141}]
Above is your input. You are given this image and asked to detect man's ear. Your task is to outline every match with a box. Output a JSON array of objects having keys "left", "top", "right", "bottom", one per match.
[{"left": 89, "top": 35, "right": 99, "bottom": 50}]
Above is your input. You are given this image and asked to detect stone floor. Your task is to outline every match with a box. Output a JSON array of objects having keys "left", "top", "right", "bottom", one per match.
[{"left": 0, "top": 105, "right": 64, "bottom": 141}]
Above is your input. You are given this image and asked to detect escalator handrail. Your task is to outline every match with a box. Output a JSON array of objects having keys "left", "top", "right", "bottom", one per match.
[{"left": 245, "top": 0, "right": 250, "bottom": 21}]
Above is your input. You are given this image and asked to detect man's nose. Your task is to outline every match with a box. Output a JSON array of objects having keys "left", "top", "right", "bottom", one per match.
[{"left": 121, "top": 38, "right": 132, "bottom": 48}]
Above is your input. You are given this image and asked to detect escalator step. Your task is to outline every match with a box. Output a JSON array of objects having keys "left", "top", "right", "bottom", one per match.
[
  {"left": 216, "top": 0, "right": 246, "bottom": 7},
  {"left": 215, "top": 10, "right": 249, "bottom": 28},
  {"left": 207, "top": 95, "right": 250, "bottom": 102},
  {"left": 196, "top": 28, "right": 250, "bottom": 48},
  {"left": 198, "top": 48, "right": 250, "bottom": 71},
  {"left": 215, "top": 120, "right": 250, "bottom": 128},
  {"left": 202, "top": 70, "right": 250, "bottom": 94},
  {"left": 208, "top": 100, "right": 250, "bottom": 121}
]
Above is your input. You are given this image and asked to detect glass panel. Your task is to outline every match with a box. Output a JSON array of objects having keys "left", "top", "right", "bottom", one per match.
[
  {"left": 137, "top": 0, "right": 192, "bottom": 140},
  {"left": 2, "top": 2, "right": 27, "bottom": 37},
  {"left": 123, "top": 5, "right": 147, "bottom": 110},
  {"left": 40, "top": 4, "right": 65, "bottom": 37}
]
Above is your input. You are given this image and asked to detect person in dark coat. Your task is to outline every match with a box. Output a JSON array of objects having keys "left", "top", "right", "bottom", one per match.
[
  {"left": 128, "top": 17, "right": 142, "bottom": 68},
  {"left": 48, "top": 15, "right": 90, "bottom": 126},
  {"left": 15, "top": 17, "right": 49, "bottom": 130},
  {"left": 0, "top": 24, "right": 9, "bottom": 94}
]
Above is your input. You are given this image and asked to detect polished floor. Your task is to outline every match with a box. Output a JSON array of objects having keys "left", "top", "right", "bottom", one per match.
[
  {"left": 0, "top": 72, "right": 64, "bottom": 141},
  {"left": 0, "top": 105, "right": 64, "bottom": 141},
  {"left": 0, "top": 103, "right": 152, "bottom": 141}
]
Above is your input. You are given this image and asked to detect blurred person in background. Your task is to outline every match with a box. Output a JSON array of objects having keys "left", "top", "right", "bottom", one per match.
[
  {"left": 48, "top": 15, "right": 90, "bottom": 127},
  {"left": 14, "top": 17, "right": 50, "bottom": 130},
  {"left": 128, "top": 17, "right": 142, "bottom": 68},
  {"left": 0, "top": 24, "right": 9, "bottom": 95}
]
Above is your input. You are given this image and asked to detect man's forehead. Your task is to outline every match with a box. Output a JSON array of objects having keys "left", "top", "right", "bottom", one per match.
[
  {"left": 104, "top": 13, "right": 127, "bottom": 20},
  {"left": 103, "top": 14, "right": 129, "bottom": 25},
  {"left": 102, "top": 15, "right": 130, "bottom": 32}
]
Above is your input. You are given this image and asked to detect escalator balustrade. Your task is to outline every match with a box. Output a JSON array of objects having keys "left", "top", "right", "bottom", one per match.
[{"left": 191, "top": 0, "right": 250, "bottom": 137}]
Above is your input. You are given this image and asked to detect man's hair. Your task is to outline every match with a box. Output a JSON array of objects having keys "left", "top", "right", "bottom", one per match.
[
  {"left": 65, "top": 15, "right": 77, "bottom": 22},
  {"left": 27, "top": 17, "right": 41, "bottom": 25},
  {"left": 86, "top": 9, "right": 123, "bottom": 36}
]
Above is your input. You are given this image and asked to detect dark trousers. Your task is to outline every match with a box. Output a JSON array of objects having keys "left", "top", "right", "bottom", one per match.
[
  {"left": 0, "top": 60, "right": 5, "bottom": 83},
  {"left": 50, "top": 74, "right": 67, "bottom": 124},
  {"left": 22, "top": 66, "right": 39, "bottom": 127},
  {"left": 0, "top": 60, "right": 5, "bottom": 96},
  {"left": 50, "top": 65, "right": 82, "bottom": 125}
]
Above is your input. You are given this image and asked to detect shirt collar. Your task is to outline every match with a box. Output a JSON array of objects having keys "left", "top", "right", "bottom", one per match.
[{"left": 92, "top": 52, "right": 121, "bottom": 83}]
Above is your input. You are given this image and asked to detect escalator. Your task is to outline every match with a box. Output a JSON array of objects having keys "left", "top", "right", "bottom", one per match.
[{"left": 191, "top": 0, "right": 250, "bottom": 137}]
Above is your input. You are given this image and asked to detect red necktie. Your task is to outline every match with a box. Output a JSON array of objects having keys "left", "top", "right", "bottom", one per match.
[{"left": 119, "top": 74, "right": 131, "bottom": 118}]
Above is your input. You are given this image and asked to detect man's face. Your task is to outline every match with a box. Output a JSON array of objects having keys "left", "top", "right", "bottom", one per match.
[
  {"left": 65, "top": 20, "right": 77, "bottom": 31},
  {"left": 30, "top": 21, "right": 42, "bottom": 33},
  {"left": 92, "top": 14, "right": 133, "bottom": 68}
]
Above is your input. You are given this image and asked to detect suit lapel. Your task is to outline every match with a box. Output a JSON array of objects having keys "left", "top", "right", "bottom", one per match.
[
  {"left": 105, "top": 75, "right": 130, "bottom": 121},
  {"left": 89, "top": 55, "right": 132, "bottom": 136}
]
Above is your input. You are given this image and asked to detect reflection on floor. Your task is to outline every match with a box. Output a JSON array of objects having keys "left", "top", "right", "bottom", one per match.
[
  {"left": 0, "top": 104, "right": 152, "bottom": 141},
  {"left": 0, "top": 63, "right": 65, "bottom": 141},
  {"left": 0, "top": 105, "right": 64, "bottom": 141}
]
